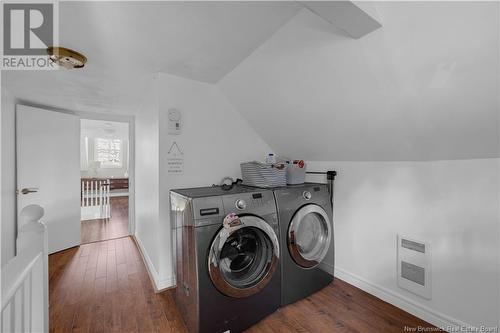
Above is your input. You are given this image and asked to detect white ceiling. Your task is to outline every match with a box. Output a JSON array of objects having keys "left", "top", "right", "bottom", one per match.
[
  {"left": 59, "top": 1, "right": 300, "bottom": 83},
  {"left": 2, "top": 1, "right": 300, "bottom": 113},
  {"left": 219, "top": 3, "right": 500, "bottom": 161}
]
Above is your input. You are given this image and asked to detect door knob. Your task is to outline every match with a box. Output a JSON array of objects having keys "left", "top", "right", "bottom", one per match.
[{"left": 20, "top": 188, "right": 39, "bottom": 195}]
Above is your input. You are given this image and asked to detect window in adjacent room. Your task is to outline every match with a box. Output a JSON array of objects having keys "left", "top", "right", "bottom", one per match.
[{"left": 94, "top": 138, "right": 122, "bottom": 168}]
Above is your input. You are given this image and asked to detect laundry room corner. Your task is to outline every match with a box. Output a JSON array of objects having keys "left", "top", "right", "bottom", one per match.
[
  {"left": 155, "top": 73, "right": 273, "bottom": 290},
  {"left": 306, "top": 160, "right": 500, "bottom": 330},
  {"left": 213, "top": 1, "right": 500, "bottom": 329}
]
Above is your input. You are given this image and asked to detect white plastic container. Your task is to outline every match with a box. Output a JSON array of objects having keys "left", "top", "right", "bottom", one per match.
[
  {"left": 266, "top": 153, "right": 277, "bottom": 164},
  {"left": 286, "top": 161, "right": 306, "bottom": 185}
]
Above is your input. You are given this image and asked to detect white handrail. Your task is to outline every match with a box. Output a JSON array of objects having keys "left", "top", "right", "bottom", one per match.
[
  {"left": 1, "top": 250, "right": 42, "bottom": 310},
  {"left": 1, "top": 204, "right": 48, "bottom": 333},
  {"left": 81, "top": 179, "right": 111, "bottom": 220}
]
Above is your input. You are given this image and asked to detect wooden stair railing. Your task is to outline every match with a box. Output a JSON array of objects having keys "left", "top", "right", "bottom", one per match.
[{"left": 81, "top": 179, "right": 111, "bottom": 220}]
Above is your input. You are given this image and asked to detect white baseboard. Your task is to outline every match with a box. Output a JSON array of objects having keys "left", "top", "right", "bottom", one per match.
[
  {"left": 109, "top": 191, "right": 129, "bottom": 198},
  {"left": 333, "top": 267, "right": 474, "bottom": 332},
  {"left": 156, "top": 277, "right": 175, "bottom": 291},
  {"left": 132, "top": 235, "right": 175, "bottom": 292}
]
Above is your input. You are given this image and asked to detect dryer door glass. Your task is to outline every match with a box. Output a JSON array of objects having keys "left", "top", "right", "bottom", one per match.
[
  {"left": 208, "top": 216, "right": 279, "bottom": 298},
  {"left": 288, "top": 204, "right": 331, "bottom": 268}
]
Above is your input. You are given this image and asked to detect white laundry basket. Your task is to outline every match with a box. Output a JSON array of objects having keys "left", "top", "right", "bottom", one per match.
[{"left": 240, "top": 162, "right": 287, "bottom": 187}]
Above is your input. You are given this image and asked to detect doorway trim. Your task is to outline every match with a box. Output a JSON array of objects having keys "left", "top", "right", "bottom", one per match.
[
  {"left": 15, "top": 100, "right": 136, "bottom": 237},
  {"left": 77, "top": 112, "right": 136, "bottom": 237}
]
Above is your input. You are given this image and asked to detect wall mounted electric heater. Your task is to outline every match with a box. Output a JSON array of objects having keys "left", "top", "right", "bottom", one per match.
[{"left": 397, "top": 235, "right": 431, "bottom": 299}]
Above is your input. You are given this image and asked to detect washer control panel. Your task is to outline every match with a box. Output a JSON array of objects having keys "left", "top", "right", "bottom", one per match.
[
  {"left": 235, "top": 199, "right": 247, "bottom": 210},
  {"left": 222, "top": 191, "right": 276, "bottom": 216},
  {"left": 303, "top": 191, "right": 312, "bottom": 200}
]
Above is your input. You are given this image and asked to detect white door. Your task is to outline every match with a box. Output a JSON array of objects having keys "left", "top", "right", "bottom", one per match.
[{"left": 16, "top": 105, "right": 81, "bottom": 254}]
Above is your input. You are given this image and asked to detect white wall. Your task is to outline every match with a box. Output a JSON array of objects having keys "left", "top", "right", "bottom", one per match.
[
  {"left": 1, "top": 88, "right": 17, "bottom": 267},
  {"left": 140, "top": 73, "right": 271, "bottom": 288},
  {"left": 307, "top": 159, "right": 499, "bottom": 329},
  {"left": 134, "top": 76, "right": 161, "bottom": 284}
]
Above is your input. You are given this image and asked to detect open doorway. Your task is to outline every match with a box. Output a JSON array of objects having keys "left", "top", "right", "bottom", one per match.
[{"left": 80, "top": 119, "right": 131, "bottom": 244}]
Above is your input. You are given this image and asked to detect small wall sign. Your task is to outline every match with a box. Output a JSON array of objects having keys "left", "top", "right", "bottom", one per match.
[{"left": 167, "top": 141, "right": 184, "bottom": 174}]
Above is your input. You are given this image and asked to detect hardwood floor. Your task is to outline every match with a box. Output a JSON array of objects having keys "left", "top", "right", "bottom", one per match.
[
  {"left": 49, "top": 237, "right": 187, "bottom": 333},
  {"left": 49, "top": 237, "right": 438, "bottom": 333},
  {"left": 81, "top": 196, "right": 129, "bottom": 244}
]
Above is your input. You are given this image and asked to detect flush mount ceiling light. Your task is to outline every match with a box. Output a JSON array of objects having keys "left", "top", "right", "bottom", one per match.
[{"left": 47, "top": 47, "right": 87, "bottom": 69}]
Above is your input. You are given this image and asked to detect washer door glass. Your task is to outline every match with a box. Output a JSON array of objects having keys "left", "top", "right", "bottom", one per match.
[
  {"left": 288, "top": 204, "right": 331, "bottom": 268},
  {"left": 208, "top": 216, "right": 279, "bottom": 298}
]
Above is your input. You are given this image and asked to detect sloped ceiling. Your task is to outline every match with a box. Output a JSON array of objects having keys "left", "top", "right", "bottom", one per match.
[
  {"left": 3, "top": 2, "right": 498, "bottom": 161},
  {"left": 218, "top": 3, "right": 500, "bottom": 161},
  {"left": 56, "top": 1, "right": 301, "bottom": 83},
  {"left": 2, "top": 1, "right": 301, "bottom": 113}
]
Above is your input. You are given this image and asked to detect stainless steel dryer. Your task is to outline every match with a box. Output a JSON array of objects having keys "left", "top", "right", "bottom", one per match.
[
  {"left": 170, "top": 186, "right": 281, "bottom": 333},
  {"left": 273, "top": 183, "right": 334, "bottom": 306}
]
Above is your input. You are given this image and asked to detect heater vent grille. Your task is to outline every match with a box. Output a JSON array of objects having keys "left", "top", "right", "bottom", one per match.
[
  {"left": 397, "top": 235, "right": 431, "bottom": 299},
  {"left": 401, "top": 261, "right": 425, "bottom": 286},
  {"left": 401, "top": 239, "right": 425, "bottom": 253}
]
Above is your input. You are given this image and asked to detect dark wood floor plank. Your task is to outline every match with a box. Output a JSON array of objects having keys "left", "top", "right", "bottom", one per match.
[
  {"left": 331, "top": 279, "right": 431, "bottom": 329},
  {"left": 81, "top": 196, "right": 129, "bottom": 244},
  {"left": 115, "top": 237, "right": 126, "bottom": 265},
  {"left": 89, "top": 277, "right": 106, "bottom": 333},
  {"left": 157, "top": 292, "right": 188, "bottom": 333},
  {"left": 80, "top": 244, "right": 91, "bottom": 257},
  {"left": 49, "top": 236, "right": 439, "bottom": 333},
  {"left": 66, "top": 254, "right": 90, "bottom": 306},
  {"left": 312, "top": 287, "right": 385, "bottom": 333},
  {"left": 105, "top": 241, "right": 118, "bottom": 294},
  {"left": 72, "top": 267, "right": 97, "bottom": 333},
  {"left": 325, "top": 283, "right": 405, "bottom": 332},
  {"left": 128, "top": 272, "right": 156, "bottom": 333},
  {"left": 95, "top": 241, "right": 108, "bottom": 279}
]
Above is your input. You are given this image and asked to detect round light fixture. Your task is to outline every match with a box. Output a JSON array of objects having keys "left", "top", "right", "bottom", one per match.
[{"left": 47, "top": 47, "right": 87, "bottom": 69}]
